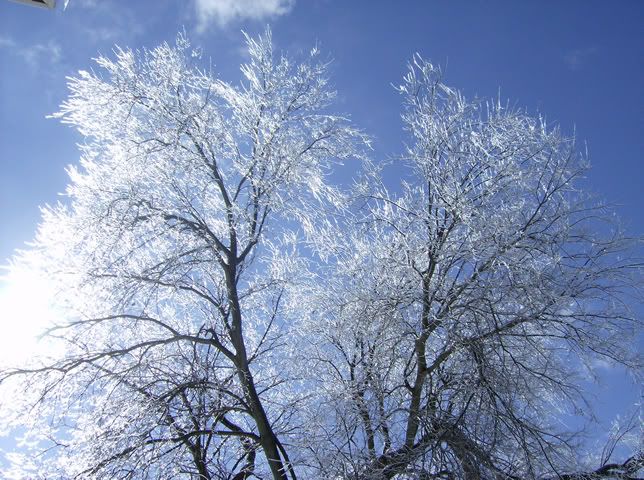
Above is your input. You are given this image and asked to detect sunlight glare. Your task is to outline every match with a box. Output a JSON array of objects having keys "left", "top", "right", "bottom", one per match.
[{"left": 0, "top": 267, "right": 64, "bottom": 367}]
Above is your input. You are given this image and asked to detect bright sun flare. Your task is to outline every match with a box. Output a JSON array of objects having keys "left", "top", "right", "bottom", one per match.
[{"left": 0, "top": 267, "right": 63, "bottom": 367}]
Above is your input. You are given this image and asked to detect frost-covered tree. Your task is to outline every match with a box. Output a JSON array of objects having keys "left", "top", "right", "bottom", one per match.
[
  {"left": 301, "top": 59, "right": 642, "bottom": 479},
  {"left": 1, "top": 34, "right": 641, "bottom": 480},
  {"left": 0, "top": 30, "right": 363, "bottom": 480}
]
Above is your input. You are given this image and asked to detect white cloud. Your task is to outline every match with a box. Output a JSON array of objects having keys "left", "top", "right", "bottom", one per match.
[
  {"left": 63, "top": 0, "right": 143, "bottom": 43},
  {"left": 194, "top": 0, "right": 295, "bottom": 31},
  {"left": 563, "top": 47, "right": 597, "bottom": 71},
  {"left": 72, "top": 0, "right": 99, "bottom": 7},
  {"left": 21, "top": 41, "right": 62, "bottom": 69},
  {"left": 0, "top": 35, "right": 17, "bottom": 49},
  {"left": 62, "top": 0, "right": 99, "bottom": 8},
  {"left": 0, "top": 35, "right": 62, "bottom": 70}
]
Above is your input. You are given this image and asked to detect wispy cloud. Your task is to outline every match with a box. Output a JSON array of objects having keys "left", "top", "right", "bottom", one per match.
[
  {"left": 194, "top": 0, "right": 295, "bottom": 31},
  {"left": 23, "top": 41, "right": 62, "bottom": 69},
  {"left": 563, "top": 47, "right": 597, "bottom": 71},
  {"left": 0, "top": 35, "right": 62, "bottom": 70},
  {"left": 64, "top": 0, "right": 143, "bottom": 43},
  {"left": 0, "top": 35, "right": 17, "bottom": 49},
  {"left": 73, "top": 0, "right": 99, "bottom": 6}
]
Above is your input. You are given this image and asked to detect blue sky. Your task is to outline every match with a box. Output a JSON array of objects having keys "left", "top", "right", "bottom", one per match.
[
  {"left": 1, "top": 0, "right": 642, "bottom": 260},
  {"left": 0, "top": 0, "right": 642, "bottom": 461}
]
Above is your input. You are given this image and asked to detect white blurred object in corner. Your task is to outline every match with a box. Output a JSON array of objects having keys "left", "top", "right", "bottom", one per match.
[{"left": 7, "top": 0, "right": 63, "bottom": 8}]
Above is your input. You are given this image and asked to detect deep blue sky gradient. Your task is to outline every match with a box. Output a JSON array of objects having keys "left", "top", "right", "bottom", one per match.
[
  {"left": 1, "top": 1, "right": 643, "bottom": 254},
  {"left": 0, "top": 0, "right": 642, "bottom": 462}
]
